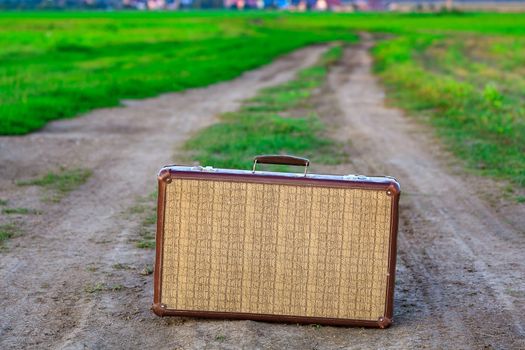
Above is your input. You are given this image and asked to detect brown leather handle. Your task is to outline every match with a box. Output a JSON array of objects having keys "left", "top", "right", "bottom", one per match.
[
  {"left": 254, "top": 155, "right": 309, "bottom": 167},
  {"left": 252, "top": 155, "right": 310, "bottom": 176}
]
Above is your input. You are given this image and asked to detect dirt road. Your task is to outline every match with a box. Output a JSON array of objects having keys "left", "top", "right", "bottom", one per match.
[
  {"left": 322, "top": 36, "right": 525, "bottom": 349},
  {"left": 1, "top": 38, "right": 524, "bottom": 349}
]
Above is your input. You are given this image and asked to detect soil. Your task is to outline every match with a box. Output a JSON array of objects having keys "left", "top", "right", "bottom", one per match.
[{"left": 1, "top": 37, "right": 524, "bottom": 350}]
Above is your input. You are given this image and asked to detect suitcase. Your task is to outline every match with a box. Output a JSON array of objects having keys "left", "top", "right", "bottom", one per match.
[{"left": 152, "top": 155, "right": 400, "bottom": 328}]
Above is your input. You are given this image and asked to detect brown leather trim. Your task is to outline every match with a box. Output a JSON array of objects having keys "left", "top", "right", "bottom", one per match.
[
  {"left": 377, "top": 316, "right": 392, "bottom": 329},
  {"left": 384, "top": 188, "right": 400, "bottom": 323},
  {"left": 153, "top": 172, "right": 169, "bottom": 308},
  {"left": 158, "top": 168, "right": 172, "bottom": 183},
  {"left": 151, "top": 303, "right": 168, "bottom": 317},
  {"left": 254, "top": 154, "right": 309, "bottom": 167},
  {"left": 152, "top": 169, "right": 400, "bottom": 328},
  {"left": 150, "top": 308, "right": 389, "bottom": 328},
  {"left": 386, "top": 182, "right": 400, "bottom": 196}
]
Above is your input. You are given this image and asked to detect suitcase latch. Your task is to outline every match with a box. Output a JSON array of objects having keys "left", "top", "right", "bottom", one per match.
[
  {"left": 192, "top": 166, "right": 216, "bottom": 172},
  {"left": 343, "top": 175, "right": 368, "bottom": 181}
]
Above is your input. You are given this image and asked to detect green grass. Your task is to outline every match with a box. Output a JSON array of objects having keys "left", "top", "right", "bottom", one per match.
[
  {"left": 2, "top": 207, "right": 40, "bottom": 215},
  {"left": 185, "top": 45, "right": 346, "bottom": 171},
  {"left": 140, "top": 265, "right": 154, "bottom": 276},
  {"left": 0, "top": 12, "right": 356, "bottom": 135},
  {"left": 3, "top": 11, "right": 524, "bottom": 136},
  {"left": 0, "top": 223, "right": 21, "bottom": 247},
  {"left": 84, "top": 282, "right": 106, "bottom": 294},
  {"left": 84, "top": 282, "right": 124, "bottom": 293},
  {"left": 136, "top": 230, "right": 156, "bottom": 249},
  {"left": 112, "top": 263, "right": 131, "bottom": 270},
  {"left": 17, "top": 168, "right": 92, "bottom": 202},
  {"left": 129, "top": 193, "right": 157, "bottom": 249},
  {"left": 373, "top": 33, "right": 525, "bottom": 186}
]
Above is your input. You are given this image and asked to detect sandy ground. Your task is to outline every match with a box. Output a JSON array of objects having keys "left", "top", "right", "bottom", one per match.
[{"left": 1, "top": 37, "right": 524, "bottom": 349}]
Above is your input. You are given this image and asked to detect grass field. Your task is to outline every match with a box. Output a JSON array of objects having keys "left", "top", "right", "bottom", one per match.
[
  {"left": 374, "top": 33, "right": 525, "bottom": 187},
  {"left": 1, "top": 11, "right": 524, "bottom": 186},
  {"left": 0, "top": 12, "right": 356, "bottom": 135}
]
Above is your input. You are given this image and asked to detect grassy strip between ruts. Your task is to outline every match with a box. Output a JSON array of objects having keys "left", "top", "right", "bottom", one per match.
[
  {"left": 373, "top": 34, "right": 525, "bottom": 188},
  {"left": 184, "top": 45, "right": 346, "bottom": 171}
]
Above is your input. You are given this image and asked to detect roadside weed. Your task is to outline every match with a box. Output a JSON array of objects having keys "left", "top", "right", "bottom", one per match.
[
  {"left": 0, "top": 223, "right": 22, "bottom": 247},
  {"left": 17, "top": 168, "right": 92, "bottom": 202}
]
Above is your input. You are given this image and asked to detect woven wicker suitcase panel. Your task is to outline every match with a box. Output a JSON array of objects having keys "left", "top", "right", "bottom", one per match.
[{"left": 161, "top": 178, "right": 392, "bottom": 320}]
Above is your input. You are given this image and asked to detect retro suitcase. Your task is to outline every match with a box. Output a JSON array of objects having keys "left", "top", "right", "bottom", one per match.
[{"left": 152, "top": 155, "right": 400, "bottom": 328}]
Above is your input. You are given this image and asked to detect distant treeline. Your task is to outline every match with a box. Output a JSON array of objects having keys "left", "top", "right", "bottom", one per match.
[
  {"left": 0, "top": 0, "right": 110, "bottom": 9},
  {"left": 0, "top": 0, "right": 224, "bottom": 10}
]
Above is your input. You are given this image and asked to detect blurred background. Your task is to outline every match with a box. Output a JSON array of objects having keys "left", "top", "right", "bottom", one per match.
[{"left": 1, "top": 0, "right": 525, "bottom": 11}]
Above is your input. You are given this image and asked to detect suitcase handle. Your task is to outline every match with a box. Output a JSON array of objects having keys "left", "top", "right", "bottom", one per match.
[{"left": 252, "top": 155, "right": 310, "bottom": 176}]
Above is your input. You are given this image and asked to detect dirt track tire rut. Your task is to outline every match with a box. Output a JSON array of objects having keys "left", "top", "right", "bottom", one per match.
[{"left": 325, "top": 36, "right": 525, "bottom": 349}]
